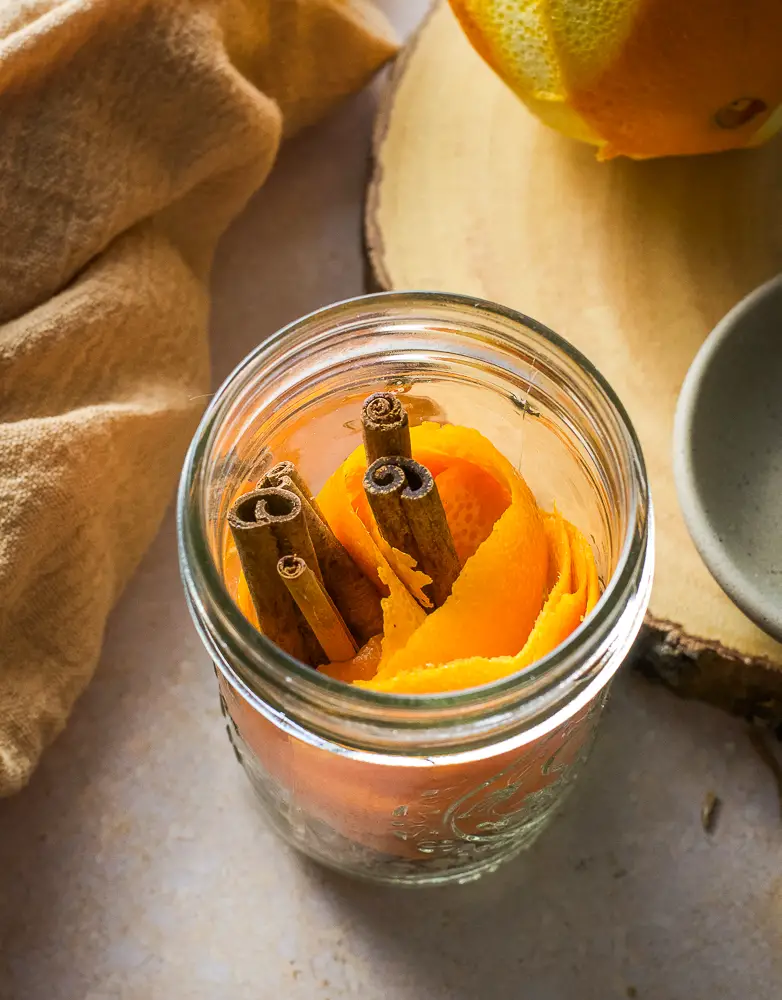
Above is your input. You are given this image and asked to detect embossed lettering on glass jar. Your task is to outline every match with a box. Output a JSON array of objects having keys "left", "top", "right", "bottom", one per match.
[{"left": 178, "top": 292, "right": 653, "bottom": 886}]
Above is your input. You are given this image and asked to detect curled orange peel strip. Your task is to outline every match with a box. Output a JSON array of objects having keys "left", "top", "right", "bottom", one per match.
[
  {"left": 318, "top": 423, "right": 599, "bottom": 692},
  {"left": 359, "top": 510, "right": 599, "bottom": 695}
]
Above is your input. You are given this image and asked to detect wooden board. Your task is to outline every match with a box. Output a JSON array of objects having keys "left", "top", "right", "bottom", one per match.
[{"left": 365, "top": 1, "right": 782, "bottom": 724}]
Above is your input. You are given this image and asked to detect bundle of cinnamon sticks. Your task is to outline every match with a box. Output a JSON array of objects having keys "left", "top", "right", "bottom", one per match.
[{"left": 228, "top": 393, "right": 461, "bottom": 665}]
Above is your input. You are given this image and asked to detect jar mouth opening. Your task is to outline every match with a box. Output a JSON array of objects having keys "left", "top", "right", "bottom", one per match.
[{"left": 178, "top": 291, "right": 651, "bottom": 711}]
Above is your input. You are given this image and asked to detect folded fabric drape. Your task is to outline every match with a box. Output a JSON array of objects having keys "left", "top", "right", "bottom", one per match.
[{"left": 0, "top": 0, "right": 397, "bottom": 795}]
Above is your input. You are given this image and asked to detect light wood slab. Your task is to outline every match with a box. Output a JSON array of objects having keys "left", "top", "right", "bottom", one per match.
[{"left": 365, "top": 1, "right": 782, "bottom": 722}]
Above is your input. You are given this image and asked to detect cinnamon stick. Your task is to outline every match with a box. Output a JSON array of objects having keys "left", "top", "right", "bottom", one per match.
[
  {"left": 262, "top": 465, "right": 383, "bottom": 642},
  {"left": 363, "top": 459, "right": 420, "bottom": 563},
  {"left": 228, "top": 488, "right": 325, "bottom": 665},
  {"left": 277, "top": 555, "right": 358, "bottom": 664},
  {"left": 254, "top": 486, "right": 322, "bottom": 583},
  {"left": 364, "top": 456, "right": 461, "bottom": 608},
  {"left": 361, "top": 392, "right": 412, "bottom": 465},
  {"left": 262, "top": 460, "right": 326, "bottom": 521},
  {"left": 399, "top": 459, "right": 461, "bottom": 607}
]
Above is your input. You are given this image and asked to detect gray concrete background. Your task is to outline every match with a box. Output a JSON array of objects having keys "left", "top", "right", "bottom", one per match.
[{"left": 1, "top": 3, "right": 780, "bottom": 997}]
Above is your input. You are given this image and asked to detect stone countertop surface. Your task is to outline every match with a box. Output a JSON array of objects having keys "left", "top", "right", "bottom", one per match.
[{"left": 1, "top": 3, "right": 780, "bottom": 997}]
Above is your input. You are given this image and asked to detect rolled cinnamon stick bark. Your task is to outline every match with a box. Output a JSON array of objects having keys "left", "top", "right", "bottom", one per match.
[
  {"left": 364, "top": 456, "right": 461, "bottom": 608},
  {"left": 361, "top": 392, "right": 412, "bottom": 465},
  {"left": 277, "top": 555, "right": 358, "bottom": 664},
  {"left": 254, "top": 487, "right": 322, "bottom": 583},
  {"left": 400, "top": 460, "right": 461, "bottom": 608},
  {"left": 363, "top": 460, "right": 420, "bottom": 562},
  {"left": 228, "top": 488, "right": 324, "bottom": 665},
  {"left": 262, "top": 466, "right": 384, "bottom": 643},
  {"left": 263, "top": 460, "right": 326, "bottom": 522}
]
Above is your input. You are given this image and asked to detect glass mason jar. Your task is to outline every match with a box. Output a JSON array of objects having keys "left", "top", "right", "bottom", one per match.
[{"left": 178, "top": 292, "right": 653, "bottom": 886}]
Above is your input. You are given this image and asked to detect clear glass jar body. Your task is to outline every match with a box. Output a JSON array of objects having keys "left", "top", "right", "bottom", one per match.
[{"left": 178, "top": 292, "right": 653, "bottom": 886}]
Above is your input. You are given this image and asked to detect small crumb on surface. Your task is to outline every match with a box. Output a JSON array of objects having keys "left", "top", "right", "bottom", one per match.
[{"left": 701, "top": 791, "right": 721, "bottom": 834}]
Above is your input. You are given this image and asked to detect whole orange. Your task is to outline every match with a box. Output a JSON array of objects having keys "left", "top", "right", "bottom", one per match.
[{"left": 449, "top": 0, "right": 782, "bottom": 159}]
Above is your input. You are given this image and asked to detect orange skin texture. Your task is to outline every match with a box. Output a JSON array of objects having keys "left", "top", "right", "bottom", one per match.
[
  {"left": 437, "top": 460, "right": 510, "bottom": 564},
  {"left": 449, "top": 0, "right": 782, "bottom": 159},
  {"left": 566, "top": 0, "right": 782, "bottom": 159}
]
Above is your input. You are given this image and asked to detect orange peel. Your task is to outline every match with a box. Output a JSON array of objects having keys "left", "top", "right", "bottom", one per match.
[{"left": 316, "top": 423, "right": 599, "bottom": 693}]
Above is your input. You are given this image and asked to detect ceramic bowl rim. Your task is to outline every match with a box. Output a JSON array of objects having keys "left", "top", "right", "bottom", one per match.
[{"left": 673, "top": 273, "right": 782, "bottom": 642}]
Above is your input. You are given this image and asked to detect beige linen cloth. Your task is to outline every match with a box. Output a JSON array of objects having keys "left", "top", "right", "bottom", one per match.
[{"left": 0, "top": 0, "right": 397, "bottom": 794}]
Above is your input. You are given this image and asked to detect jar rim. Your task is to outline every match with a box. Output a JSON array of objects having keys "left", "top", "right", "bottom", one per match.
[{"left": 177, "top": 291, "right": 651, "bottom": 716}]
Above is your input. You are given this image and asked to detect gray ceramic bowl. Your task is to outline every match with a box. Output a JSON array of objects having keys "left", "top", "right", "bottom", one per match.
[{"left": 674, "top": 275, "right": 782, "bottom": 642}]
